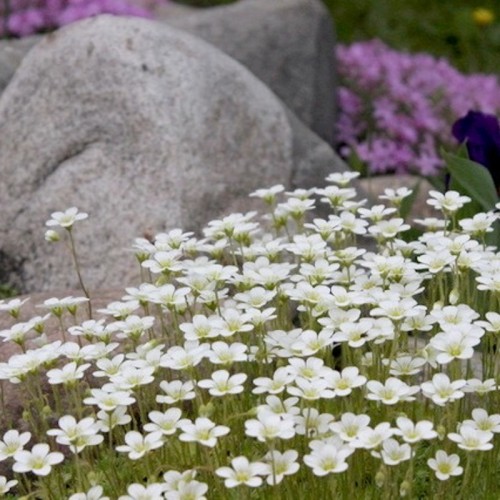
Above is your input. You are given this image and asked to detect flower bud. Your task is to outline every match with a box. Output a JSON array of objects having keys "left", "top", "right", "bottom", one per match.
[
  {"left": 449, "top": 288, "right": 459, "bottom": 305},
  {"left": 400, "top": 480, "right": 411, "bottom": 497},
  {"left": 44, "top": 229, "right": 60, "bottom": 242},
  {"left": 199, "top": 402, "right": 215, "bottom": 418}
]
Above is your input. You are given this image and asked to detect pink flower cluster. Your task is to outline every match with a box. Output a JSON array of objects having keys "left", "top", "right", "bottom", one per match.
[
  {"left": 336, "top": 40, "right": 500, "bottom": 176},
  {"left": 0, "top": 0, "right": 166, "bottom": 38}
]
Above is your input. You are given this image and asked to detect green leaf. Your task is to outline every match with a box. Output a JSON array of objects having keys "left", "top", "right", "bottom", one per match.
[
  {"left": 442, "top": 150, "right": 498, "bottom": 212},
  {"left": 400, "top": 179, "right": 421, "bottom": 220}
]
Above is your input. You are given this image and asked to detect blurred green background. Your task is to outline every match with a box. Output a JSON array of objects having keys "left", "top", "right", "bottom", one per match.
[{"left": 174, "top": 0, "right": 500, "bottom": 74}]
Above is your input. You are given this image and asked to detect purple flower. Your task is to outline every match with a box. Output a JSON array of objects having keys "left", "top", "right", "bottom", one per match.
[
  {"left": 452, "top": 110, "right": 500, "bottom": 190},
  {"left": 336, "top": 40, "right": 500, "bottom": 176}
]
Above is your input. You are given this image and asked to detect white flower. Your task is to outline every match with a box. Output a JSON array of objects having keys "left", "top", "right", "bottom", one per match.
[
  {"left": 303, "top": 441, "right": 352, "bottom": 476},
  {"left": 262, "top": 449, "right": 300, "bottom": 485},
  {"left": 197, "top": 370, "right": 247, "bottom": 396},
  {"left": 394, "top": 417, "right": 437, "bottom": 443},
  {"left": 96, "top": 406, "right": 132, "bottom": 432},
  {"left": 326, "top": 366, "right": 367, "bottom": 396},
  {"left": 421, "top": 373, "right": 466, "bottom": 406},
  {"left": 294, "top": 408, "right": 334, "bottom": 437},
  {"left": 46, "top": 207, "right": 88, "bottom": 229},
  {"left": 47, "top": 415, "right": 103, "bottom": 453},
  {"left": 215, "top": 456, "right": 268, "bottom": 488},
  {"left": 329, "top": 413, "right": 370, "bottom": 442},
  {"left": 379, "top": 438, "right": 412, "bottom": 465},
  {"left": 46, "top": 361, "right": 90, "bottom": 385},
  {"left": 115, "top": 431, "right": 163, "bottom": 459},
  {"left": 287, "top": 377, "right": 336, "bottom": 400},
  {"left": 69, "top": 485, "right": 110, "bottom": 500},
  {"left": 245, "top": 412, "right": 295, "bottom": 442},
  {"left": 84, "top": 388, "right": 136, "bottom": 411},
  {"left": 461, "top": 408, "right": 500, "bottom": 433},
  {"left": 178, "top": 418, "right": 230, "bottom": 448},
  {"left": 366, "top": 378, "right": 419, "bottom": 405},
  {"left": 143, "top": 409, "right": 187, "bottom": 436},
  {"left": 164, "top": 479, "right": 208, "bottom": 500},
  {"left": 427, "top": 191, "right": 471, "bottom": 213},
  {"left": 253, "top": 367, "right": 295, "bottom": 395},
  {"left": 0, "top": 429, "right": 31, "bottom": 461},
  {"left": 447, "top": 426, "right": 493, "bottom": 451},
  {"left": 118, "top": 483, "right": 167, "bottom": 500},
  {"left": 427, "top": 450, "right": 463, "bottom": 481},
  {"left": 206, "top": 341, "right": 248, "bottom": 365},
  {"left": 156, "top": 380, "right": 196, "bottom": 405},
  {"left": 351, "top": 422, "right": 394, "bottom": 450},
  {"left": 13, "top": 443, "right": 64, "bottom": 476},
  {"left": 0, "top": 476, "right": 17, "bottom": 495}
]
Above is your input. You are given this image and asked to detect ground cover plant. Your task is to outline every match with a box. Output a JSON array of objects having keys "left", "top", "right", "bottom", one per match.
[{"left": 0, "top": 172, "right": 500, "bottom": 499}]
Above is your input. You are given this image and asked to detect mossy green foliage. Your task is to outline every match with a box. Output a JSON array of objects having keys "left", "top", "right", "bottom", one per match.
[{"left": 324, "top": 0, "right": 500, "bottom": 74}]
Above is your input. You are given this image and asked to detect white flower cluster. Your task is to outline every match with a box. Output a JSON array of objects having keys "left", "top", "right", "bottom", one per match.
[{"left": 0, "top": 174, "right": 499, "bottom": 498}]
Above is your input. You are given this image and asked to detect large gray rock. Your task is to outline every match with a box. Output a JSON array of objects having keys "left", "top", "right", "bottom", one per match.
[
  {"left": 0, "top": 15, "right": 344, "bottom": 293},
  {"left": 0, "top": 0, "right": 336, "bottom": 145},
  {"left": 166, "top": 0, "right": 336, "bottom": 145},
  {"left": 0, "top": 36, "right": 40, "bottom": 94}
]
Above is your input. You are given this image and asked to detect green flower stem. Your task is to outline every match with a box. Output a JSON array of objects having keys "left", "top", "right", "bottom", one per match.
[{"left": 67, "top": 228, "right": 92, "bottom": 319}]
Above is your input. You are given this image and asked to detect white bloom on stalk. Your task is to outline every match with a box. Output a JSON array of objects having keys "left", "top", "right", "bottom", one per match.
[
  {"left": 0, "top": 476, "right": 17, "bottom": 495},
  {"left": 461, "top": 408, "right": 500, "bottom": 434},
  {"left": 118, "top": 483, "right": 167, "bottom": 500},
  {"left": 197, "top": 370, "right": 247, "bottom": 396},
  {"left": 0, "top": 430, "right": 31, "bottom": 461},
  {"left": 46, "top": 207, "right": 88, "bottom": 229},
  {"left": 304, "top": 438, "right": 353, "bottom": 476},
  {"left": 253, "top": 367, "right": 295, "bottom": 395},
  {"left": 326, "top": 366, "right": 367, "bottom": 396},
  {"left": 96, "top": 406, "right": 132, "bottom": 432},
  {"left": 13, "top": 443, "right": 64, "bottom": 476},
  {"left": 144, "top": 409, "right": 188, "bottom": 436},
  {"left": 84, "top": 388, "right": 136, "bottom": 411},
  {"left": 394, "top": 417, "right": 437, "bottom": 443},
  {"left": 245, "top": 411, "right": 295, "bottom": 442},
  {"left": 294, "top": 408, "right": 334, "bottom": 437},
  {"left": 366, "top": 378, "right": 419, "bottom": 405},
  {"left": 47, "top": 415, "right": 103, "bottom": 453},
  {"left": 329, "top": 413, "right": 371, "bottom": 442},
  {"left": 287, "top": 377, "right": 336, "bottom": 400},
  {"left": 156, "top": 380, "right": 196, "bottom": 405},
  {"left": 351, "top": 422, "right": 394, "bottom": 450},
  {"left": 427, "top": 191, "right": 471, "bottom": 213},
  {"left": 427, "top": 450, "right": 463, "bottom": 481},
  {"left": 46, "top": 361, "right": 90, "bottom": 385},
  {"left": 447, "top": 425, "right": 493, "bottom": 451},
  {"left": 206, "top": 341, "right": 248, "bottom": 365},
  {"left": 115, "top": 431, "right": 163, "bottom": 459},
  {"left": 215, "top": 456, "right": 268, "bottom": 488},
  {"left": 178, "top": 418, "right": 230, "bottom": 448},
  {"left": 421, "top": 373, "right": 466, "bottom": 406},
  {"left": 379, "top": 438, "right": 411, "bottom": 465},
  {"left": 69, "top": 485, "right": 109, "bottom": 500},
  {"left": 164, "top": 479, "right": 208, "bottom": 500},
  {"left": 262, "top": 449, "right": 300, "bottom": 485}
]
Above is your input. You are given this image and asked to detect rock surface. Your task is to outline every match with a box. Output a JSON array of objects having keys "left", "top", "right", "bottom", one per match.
[
  {"left": 0, "top": 15, "right": 343, "bottom": 293},
  {"left": 0, "top": 36, "right": 40, "bottom": 93},
  {"left": 0, "top": 0, "right": 336, "bottom": 145},
  {"left": 166, "top": 0, "right": 336, "bottom": 145}
]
